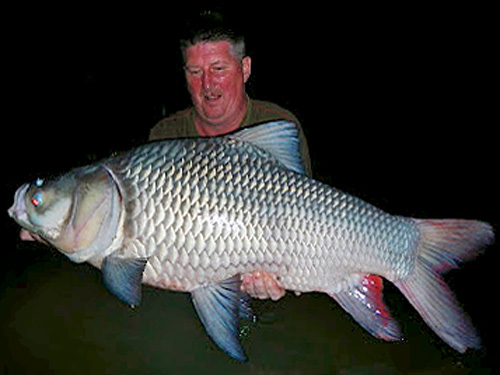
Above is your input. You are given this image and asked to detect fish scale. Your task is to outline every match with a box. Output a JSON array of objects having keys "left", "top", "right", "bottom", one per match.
[
  {"left": 106, "top": 135, "right": 418, "bottom": 294},
  {"left": 9, "top": 121, "right": 492, "bottom": 360}
]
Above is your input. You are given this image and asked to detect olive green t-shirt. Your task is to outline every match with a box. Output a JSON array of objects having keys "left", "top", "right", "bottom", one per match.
[{"left": 149, "top": 98, "right": 312, "bottom": 176}]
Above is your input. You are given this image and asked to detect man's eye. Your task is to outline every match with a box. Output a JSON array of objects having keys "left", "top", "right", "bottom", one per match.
[
  {"left": 213, "top": 66, "right": 226, "bottom": 72},
  {"left": 186, "top": 68, "right": 201, "bottom": 76}
]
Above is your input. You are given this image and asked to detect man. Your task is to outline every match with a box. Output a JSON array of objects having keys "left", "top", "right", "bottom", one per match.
[{"left": 150, "top": 12, "right": 312, "bottom": 300}]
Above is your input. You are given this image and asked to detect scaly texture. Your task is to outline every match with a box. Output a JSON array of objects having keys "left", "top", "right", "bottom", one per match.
[{"left": 105, "top": 136, "right": 419, "bottom": 293}]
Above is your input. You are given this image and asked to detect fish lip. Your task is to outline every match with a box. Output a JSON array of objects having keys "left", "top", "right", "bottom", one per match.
[{"left": 8, "top": 183, "right": 29, "bottom": 221}]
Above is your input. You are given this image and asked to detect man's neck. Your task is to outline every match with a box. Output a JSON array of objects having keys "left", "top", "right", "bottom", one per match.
[{"left": 194, "top": 97, "right": 249, "bottom": 137}]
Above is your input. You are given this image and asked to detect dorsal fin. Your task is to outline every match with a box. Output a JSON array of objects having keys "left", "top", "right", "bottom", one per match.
[{"left": 228, "top": 121, "right": 306, "bottom": 175}]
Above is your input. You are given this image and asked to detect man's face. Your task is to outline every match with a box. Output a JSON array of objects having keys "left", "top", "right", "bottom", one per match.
[{"left": 184, "top": 40, "right": 251, "bottom": 127}]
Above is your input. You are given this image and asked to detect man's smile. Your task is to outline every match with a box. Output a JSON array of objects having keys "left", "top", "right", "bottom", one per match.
[{"left": 203, "top": 92, "right": 223, "bottom": 104}]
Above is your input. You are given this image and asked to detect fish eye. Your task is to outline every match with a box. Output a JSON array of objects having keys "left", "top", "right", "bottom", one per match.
[
  {"left": 31, "top": 193, "right": 43, "bottom": 208},
  {"left": 35, "top": 178, "right": 44, "bottom": 187}
]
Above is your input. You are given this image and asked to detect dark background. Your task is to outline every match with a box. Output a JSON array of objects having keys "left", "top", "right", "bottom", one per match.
[{"left": 2, "top": 4, "right": 497, "bottom": 374}]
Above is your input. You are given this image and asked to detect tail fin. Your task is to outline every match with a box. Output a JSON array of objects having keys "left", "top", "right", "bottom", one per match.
[{"left": 394, "top": 219, "right": 494, "bottom": 353}]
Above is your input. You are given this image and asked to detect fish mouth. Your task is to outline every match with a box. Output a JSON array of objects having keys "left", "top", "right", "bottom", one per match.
[{"left": 8, "top": 183, "right": 29, "bottom": 223}]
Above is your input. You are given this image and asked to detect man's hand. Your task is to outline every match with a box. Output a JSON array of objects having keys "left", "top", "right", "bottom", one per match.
[
  {"left": 241, "top": 271, "right": 286, "bottom": 301},
  {"left": 19, "top": 229, "right": 48, "bottom": 244}
]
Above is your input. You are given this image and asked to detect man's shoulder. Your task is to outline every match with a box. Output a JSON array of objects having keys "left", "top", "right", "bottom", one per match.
[
  {"left": 249, "top": 99, "right": 300, "bottom": 124},
  {"left": 149, "top": 108, "right": 196, "bottom": 140}
]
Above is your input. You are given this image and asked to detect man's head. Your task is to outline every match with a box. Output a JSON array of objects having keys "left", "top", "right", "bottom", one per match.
[
  {"left": 180, "top": 12, "right": 251, "bottom": 133},
  {"left": 180, "top": 11, "right": 246, "bottom": 62}
]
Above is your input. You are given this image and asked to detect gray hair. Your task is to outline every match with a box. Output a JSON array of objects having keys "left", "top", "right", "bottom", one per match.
[{"left": 180, "top": 11, "right": 246, "bottom": 61}]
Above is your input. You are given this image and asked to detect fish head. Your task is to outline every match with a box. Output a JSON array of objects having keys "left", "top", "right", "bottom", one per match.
[
  {"left": 8, "top": 176, "right": 75, "bottom": 244},
  {"left": 8, "top": 166, "right": 122, "bottom": 262}
]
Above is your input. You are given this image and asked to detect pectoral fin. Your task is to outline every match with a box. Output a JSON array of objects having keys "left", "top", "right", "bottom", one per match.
[
  {"left": 102, "top": 256, "right": 147, "bottom": 307},
  {"left": 191, "top": 276, "right": 251, "bottom": 362}
]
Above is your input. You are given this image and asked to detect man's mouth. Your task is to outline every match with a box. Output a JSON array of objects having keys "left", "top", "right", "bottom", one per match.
[{"left": 204, "top": 93, "right": 222, "bottom": 103}]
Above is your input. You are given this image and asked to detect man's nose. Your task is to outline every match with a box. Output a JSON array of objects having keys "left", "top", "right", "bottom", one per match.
[{"left": 201, "top": 72, "right": 212, "bottom": 91}]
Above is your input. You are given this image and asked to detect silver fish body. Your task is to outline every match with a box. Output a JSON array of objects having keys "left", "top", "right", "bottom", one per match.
[
  {"left": 8, "top": 121, "right": 493, "bottom": 361},
  {"left": 111, "top": 136, "right": 418, "bottom": 293}
]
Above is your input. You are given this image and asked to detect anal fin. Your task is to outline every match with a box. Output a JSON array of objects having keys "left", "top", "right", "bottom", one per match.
[{"left": 330, "top": 275, "right": 402, "bottom": 341}]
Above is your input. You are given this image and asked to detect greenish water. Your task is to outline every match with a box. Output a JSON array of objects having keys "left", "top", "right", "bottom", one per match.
[{"left": 1, "top": 239, "right": 494, "bottom": 374}]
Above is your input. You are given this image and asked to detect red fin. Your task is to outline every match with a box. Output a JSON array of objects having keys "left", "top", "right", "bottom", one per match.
[{"left": 330, "top": 275, "right": 402, "bottom": 341}]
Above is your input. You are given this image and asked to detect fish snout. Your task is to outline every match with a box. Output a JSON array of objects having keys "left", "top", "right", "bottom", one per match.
[{"left": 8, "top": 183, "right": 29, "bottom": 221}]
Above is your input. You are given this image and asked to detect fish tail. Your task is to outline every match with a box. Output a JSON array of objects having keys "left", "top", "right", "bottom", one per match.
[{"left": 394, "top": 219, "right": 494, "bottom": 352}]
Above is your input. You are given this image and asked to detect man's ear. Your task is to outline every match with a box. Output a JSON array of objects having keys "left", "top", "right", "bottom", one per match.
[{"left": 242, "top": 56, "right": 251, "bottom": 83}]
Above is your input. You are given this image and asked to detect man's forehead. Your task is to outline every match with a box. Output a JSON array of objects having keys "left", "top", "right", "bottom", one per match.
[{"left": 185, "top": 40, "right": 237, "bottom": 64}]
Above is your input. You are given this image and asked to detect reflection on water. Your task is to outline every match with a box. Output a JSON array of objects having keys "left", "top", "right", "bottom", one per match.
[{"left": 1, "top": 238, "right": 493, "bottom": 374}]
